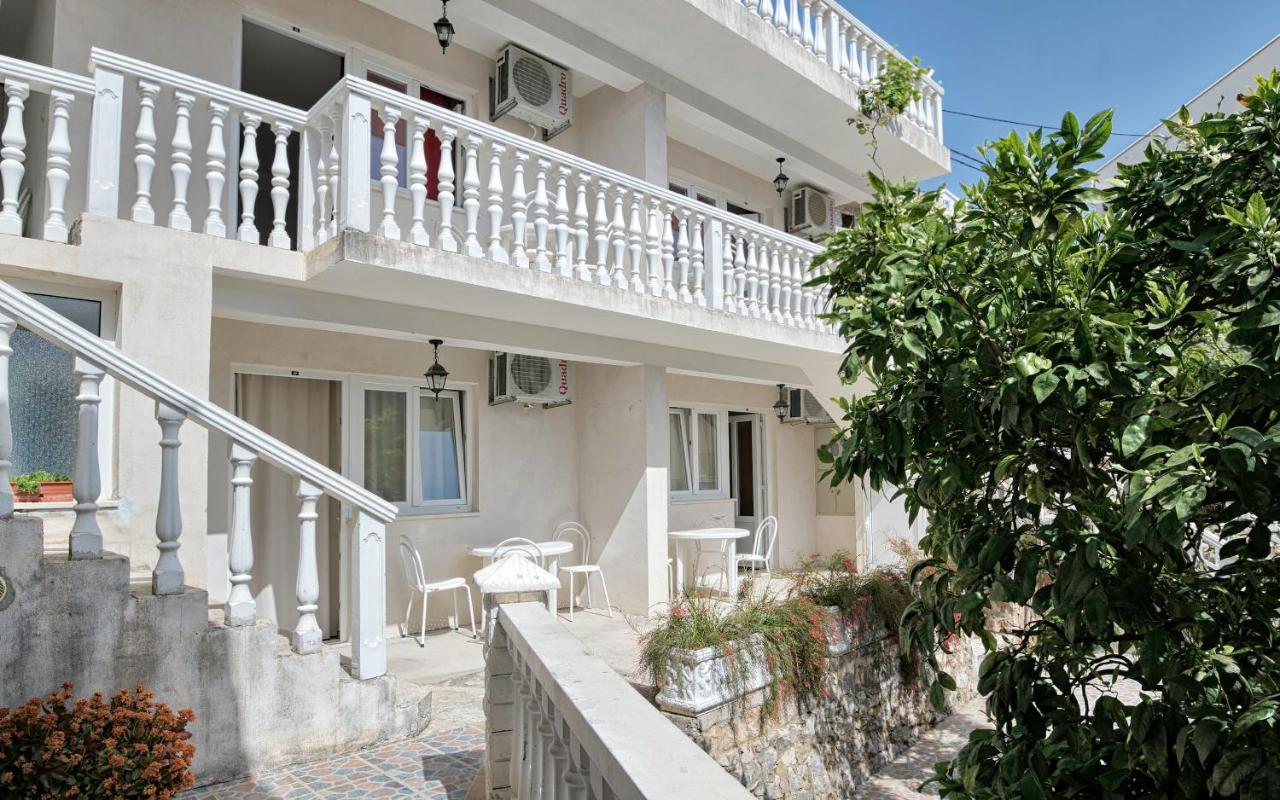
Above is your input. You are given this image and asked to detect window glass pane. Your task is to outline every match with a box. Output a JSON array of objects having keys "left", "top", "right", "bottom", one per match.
[
  {"left": 669, "top": 410, "right": 689, "bottom": 492},
  {"left": 696, "top": 412, "right": 718, "bottom": 492},
  {"left": 363, "top": 389, "right": 407, "bottom": 502},
  {"left": 419, "top": 393, "right": 462, "bottom": 502},
  {"left": 11, "top": 294, "right": 101, "bottom": 477}
]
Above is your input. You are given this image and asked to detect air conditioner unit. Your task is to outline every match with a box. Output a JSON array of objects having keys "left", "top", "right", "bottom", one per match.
[
  {"left": 489, "top": 353, "right": 572, "bottom": 408},
  {"left": 491, "top": 44, "right": 572, "bottom": 140},
  {"left": 788, "top": 186, "right": 837, "bottom": 236},
  {"left": 783, "top": 388, "right": 833, "bottom": 425}
]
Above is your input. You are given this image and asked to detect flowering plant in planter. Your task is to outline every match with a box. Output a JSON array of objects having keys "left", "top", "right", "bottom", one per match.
[
  {"left": 9, "top": 471, "right": 73, "bottom": 503},
  {"left": 0, "top": 683, "right": 196, "bottom": 799}
]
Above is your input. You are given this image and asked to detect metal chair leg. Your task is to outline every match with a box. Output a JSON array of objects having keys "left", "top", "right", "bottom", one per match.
[
  {"left": 419, "top": 591, "right": 428, "bottom": 647},
  {"left": 463, "top": 584, "right": 478, "bottom": 638},
  {"left": 597, "top": 572, "right": 613, "bottom": 618},
  {"left": 567, "top": 571, "right": 575, "bottom": 622}
]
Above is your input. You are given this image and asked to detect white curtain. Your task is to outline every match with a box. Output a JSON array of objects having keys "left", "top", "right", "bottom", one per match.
[
  {"left": 235, "top": 374, "right": 341, "bottom": 638},
  {"left": 418, "top": 393, "right": 461, "bottom": 502}
]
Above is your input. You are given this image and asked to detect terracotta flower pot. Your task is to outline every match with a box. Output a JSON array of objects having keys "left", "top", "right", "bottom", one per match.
[
  {"left": 39, "top": 481, "right": 74, "bottom": 503},
  {"left": 9, "top": 482, "right": 42, "bottom": 503}
]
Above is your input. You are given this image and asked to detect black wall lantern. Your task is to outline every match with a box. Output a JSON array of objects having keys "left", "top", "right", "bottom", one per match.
[
  {"left": 773, "top": 157, "right": 789, "bottom": 196},
  {"left": 425, "top": 339, "right": 450, "bottom": 396},
  {"left": 434, "top": 0, "right": 455, "bottom": 54},
  {"left": 773, "top": 383, "right": 790, "bottom": 422}
]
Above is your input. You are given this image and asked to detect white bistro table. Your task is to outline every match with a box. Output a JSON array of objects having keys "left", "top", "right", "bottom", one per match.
[
  {"left": 668, "top": 527, "right": 750, "bottom": 602},
  {"left": 468, "top": 540, "right": 574, "bottom": 613}
]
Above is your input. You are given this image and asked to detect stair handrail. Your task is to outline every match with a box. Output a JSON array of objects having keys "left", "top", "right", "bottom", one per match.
[{"left": 0, "top": 279, "right": 397, "bottom": 522}]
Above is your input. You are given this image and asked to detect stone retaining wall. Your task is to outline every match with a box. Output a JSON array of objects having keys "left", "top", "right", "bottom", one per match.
[{"left": 662, "top": 628, "right": 982, "bottom": 798}]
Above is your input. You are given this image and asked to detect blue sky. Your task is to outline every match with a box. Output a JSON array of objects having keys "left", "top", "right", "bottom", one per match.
[{"left": 841, "top": 1, "right": 1280, "bottom": 187}]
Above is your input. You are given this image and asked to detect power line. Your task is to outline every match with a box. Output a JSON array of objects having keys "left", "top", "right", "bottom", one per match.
[
  {"left": 947, "top": 147, "right": 986, "bottom": 173},
  {"left": 944, "top": 108, "right": 1159, "bottom": 138}
]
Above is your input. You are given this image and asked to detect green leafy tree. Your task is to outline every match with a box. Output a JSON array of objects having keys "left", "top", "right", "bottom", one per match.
[{"left": 814, "top": 74, "right": 1280, "bottom": 797}]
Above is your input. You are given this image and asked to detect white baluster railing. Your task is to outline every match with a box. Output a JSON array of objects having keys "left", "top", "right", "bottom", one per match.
[
  {"left": 87, "top": 48, "right": 310, "bottom": 247},
  {"left": 0, "top": 55, "right": 95, "bottom": 242},
  {"left": 486, "top": 602, "right": 755, "bottom": 800},
  {"left": 0, "top": 279, "right": 398, "bottom": 679},
  {"left": 734, "top": 0, "right": 944, "bottom": 143}
]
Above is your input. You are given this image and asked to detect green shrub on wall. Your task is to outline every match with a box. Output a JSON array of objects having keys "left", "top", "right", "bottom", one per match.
[{"left": 815, "top": 73, "right": 1280, "bottom": 797}]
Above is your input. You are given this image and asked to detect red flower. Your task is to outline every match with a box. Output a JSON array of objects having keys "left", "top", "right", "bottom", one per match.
[{"left": 672, "top": 604, "right": 689, "bottom": 621}]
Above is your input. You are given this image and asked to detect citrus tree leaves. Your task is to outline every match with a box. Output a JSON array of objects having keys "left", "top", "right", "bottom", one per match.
[{"left": 819, "top": 72, "right": 1280, "bottom": 797}]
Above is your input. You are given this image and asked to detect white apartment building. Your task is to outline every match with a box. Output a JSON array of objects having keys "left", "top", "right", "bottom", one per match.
[{"left": 0, "top": 0, "right": 947, "bottom": 786}]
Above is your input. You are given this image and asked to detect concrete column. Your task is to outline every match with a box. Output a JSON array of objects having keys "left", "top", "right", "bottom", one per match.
[
  {"left": 578, "top": 84, "right": 668, "bottom": 187},
  {"left": 576, "top": 364, "right": 669, "bottom": 614}
]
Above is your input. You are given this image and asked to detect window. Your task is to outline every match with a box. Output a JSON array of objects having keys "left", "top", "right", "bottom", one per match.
[
  {"left": 669, "top": 405, "right": 728, "bottom": 500},
  {"left": 359, "top": 383, "right": 468, "bottom": 511},
  {"left": 9, "top": 289, "right": 116, "bottom": 501},
  {"left": 367, "top": 70, "right": 464, "bottom": 199}
]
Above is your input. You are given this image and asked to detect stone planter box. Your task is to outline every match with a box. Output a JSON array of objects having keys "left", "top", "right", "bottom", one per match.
[
  {"left": 655, "top": 633, "right": 772, "bottom": 715},
  {"left": 820, "top": 603, "right": 889, "bottom": 655}
]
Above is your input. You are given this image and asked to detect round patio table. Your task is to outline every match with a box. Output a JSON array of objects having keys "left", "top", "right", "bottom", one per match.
[
  {"left": 468, "top": 540, "right": 574, "bottom": 614},
  {"left": 668, "top": 527, "right": 750, "bottom": 602}
]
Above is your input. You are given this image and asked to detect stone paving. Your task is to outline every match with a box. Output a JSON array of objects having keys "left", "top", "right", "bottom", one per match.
[{"left": 183, "top": 672, "right": 486, "bottom": 799}]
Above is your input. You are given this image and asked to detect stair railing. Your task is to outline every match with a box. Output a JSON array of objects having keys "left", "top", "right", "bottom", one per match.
[{"left": 0, "top": 279, "right": 397, "bottom": 679}]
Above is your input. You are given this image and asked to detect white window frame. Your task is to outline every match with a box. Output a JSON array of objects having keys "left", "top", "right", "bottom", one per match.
[
  {"left": 351, "top": 379, "right": 471, "bottom": 514},
  {"left": 7, "top": 277, "right": 118, "bottom": 502},
  {"left": 669, "top": 404, "right": 730, "bottom": 502}
]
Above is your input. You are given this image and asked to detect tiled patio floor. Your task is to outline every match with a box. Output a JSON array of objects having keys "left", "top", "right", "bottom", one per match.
[{"left": 183, "top": 671, "right": 487, "bottom": 799}]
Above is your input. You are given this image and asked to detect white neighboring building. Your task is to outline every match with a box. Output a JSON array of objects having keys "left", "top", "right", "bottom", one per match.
[
  {"left": 1099, "top": 33, "right": 1280, "bottom": 181},
  {"left": 0, "top": 0, "right": 949, "bottom": 785}
]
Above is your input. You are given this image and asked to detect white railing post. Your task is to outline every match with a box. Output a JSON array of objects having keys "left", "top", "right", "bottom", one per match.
[
  {"left": 312, "top": 116, "right": 332, "bottom": 246},
  {"left": 722, "top": 224, "right": 736, "bottom": 314},
  {"left": 769, "top": 241, "right": 783, "bottom": 322},
  {"left": 351, "top": 509, "right": 387, "bottom": 679},
  {"left": 408, "top": 114, "right": 431, "bottom": 246},
  {"left": 153, "top": 401, "right": 186, "bottom": 594},
  {"left": 532, "top": 158, "right": 551, "bottom": 271},
  {"left": 592, "top": 178, "right": 609, "bottom": 285},
  {"left": 781, "top": 245, "right": 794, "bottom": 326},
  {"left": 226, "top": 442, "right": 257, "bottom": 626},
  {"left": 131, "top": 80, "right": 160, "bottom": 224},
  {"left": 292, "top": 480, "right": 323, "bottom": 654},
  {"left": 574, "top": 172, "right": 591, "bottom": 281},
  {"left": 326, "top": 108, "right": 341, "bottom": 240},
  {"left": 203, "top": 101, "right": 229, "bottom": 237},
  {"left": 338, "top": 88, "right": 372, "bottom": 234},
  {"left": 732, "top": 229, "right": 747, "bottom": 314},
  {"left": 609, "top": 185, "right": 626, "bottom": 288},
  {"left": 0, "top": 80, "right": 29, "bottom": 236},
  {"left": 43, "top": 90, "right": 74, "bottom": 242},
  {"left": 87, "top": 64, "right": 124, "bottom": 217},
  {"left": 462, "top": 134, "right": 484, "bottom": 257},
  {"left": 168, "top": 90, "right": 195, "bottom": 231},
  {"left": 934, "top": 88, "right": 945, "bottom": 142},
  {"left": 297, "top": 120, "right": 316, "bottom": 251},
  {"left": 487, "top": 142, "right": 509, "bottom": 263},
  {"left": 237, "top": 112, "right": 261, "bottom": 242},
  {"left": 69, "top": 358, "right": 104, "bottom": 559},
  {"left": 554, "top": 166, "right": 572, "bottom": 277},
  {"left": 377, "top": 104, "right": 401, "bottom": 241},
  {"left": 674, "top": 207, "right": 689, "bottom": 302},
  {"left": 436, "top": 124, "right": 458, "bottom": 251},
  {"left": 0, "top": 315, "right": 13, "bottom": 517},
  {"left": 268, "top": 120, "right": 292, "bottom": 248},
  {"left": 633, "top": 193, "right": 651, "bottom": 294},
  {"left": 511, "top": 149, "right": 530, "bottom": 268},
  {"left": 706, "top": 217, "right": 723, "bottom": 310}
]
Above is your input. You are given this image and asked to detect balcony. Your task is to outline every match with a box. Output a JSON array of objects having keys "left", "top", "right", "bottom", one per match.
[
  {"left": 1, "top": 48, "right": 844, "bottom": 380},
  {"left": 370, "top": 0, "right": 948, "bottom": 196}
]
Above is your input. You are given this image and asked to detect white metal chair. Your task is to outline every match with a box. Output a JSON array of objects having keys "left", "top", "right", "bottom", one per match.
[
  {"left": 398, "top": 535, "right": 477, "bottom": 646},
  {"left": 734, "top": 516, "right": 778, "bottom": 579},
  {"left": 553, "top": 522, "right": 612, "bottom": 621},
  {"left": 492, "top": 536, "right": 545, "bottom": 566}
]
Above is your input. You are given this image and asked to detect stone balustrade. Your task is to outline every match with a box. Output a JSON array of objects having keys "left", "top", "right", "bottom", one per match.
[
  {"left": 486, "top": 602, "right": 756, "bottom": 800},
  {"left": 0, "top": 48, "right": 837, "bottom": 336},
  {"left": 0, "top": 55, "right": 96, "bottom": 243},
  {"left": 738, "top": 0, "right": 945, "bottom": 143},
  {"left": 0, "top": 280, "right": 399, "bottom": 679}
]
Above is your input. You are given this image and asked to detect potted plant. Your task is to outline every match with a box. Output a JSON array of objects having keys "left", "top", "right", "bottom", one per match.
[{"left": 9, "top": 471, "right": 74, "bottom": 503}]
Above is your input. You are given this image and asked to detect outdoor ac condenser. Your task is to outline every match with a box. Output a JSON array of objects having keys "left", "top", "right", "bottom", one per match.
[
  {"left": 491, "top": 44, "right": 572, "bottom": 140},
  {"left": 783, "top": 388, "right": 834, "bottom": 425},
  {"left": 489, "top": 353, "right": 573, "bottom": 408},
  {"left": 788, "top": 186, "right": 838, "bottom": 237}
]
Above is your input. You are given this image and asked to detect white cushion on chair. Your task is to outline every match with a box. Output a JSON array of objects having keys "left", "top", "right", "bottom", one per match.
[
  {"left": 560, "top": 564, "right": 601, "bottom": 574},
  {"left": 425, "top": 576, "right": 468, "bottom": 592},
  {"left": 735, "top": 554, "right": 769, "bottom": 565}
]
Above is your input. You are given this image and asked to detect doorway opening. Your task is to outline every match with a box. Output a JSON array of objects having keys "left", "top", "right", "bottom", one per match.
[
  {"left": 239, "top": 20, "right": 345, "bottom": 248},
  {"left": 234, "top": 372, "right": 343, "bottom": 641},
  {"left": 729, "top": 412, "right": 767, "bottom": 556}
]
